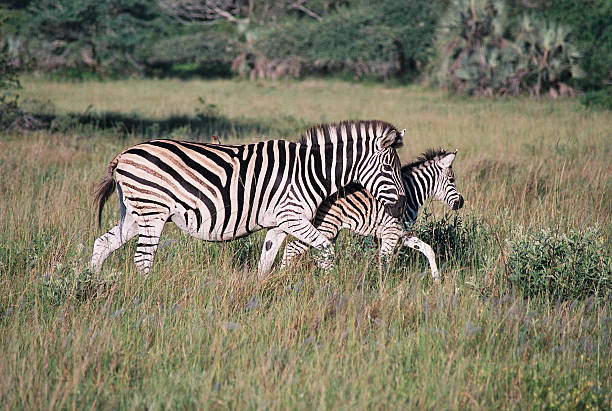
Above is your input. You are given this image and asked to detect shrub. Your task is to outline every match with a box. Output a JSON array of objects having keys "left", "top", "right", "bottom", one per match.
[
  {"left": 0, "top": 40, "right": 41, "bottom": 130},
  {"left": 580, "top": 88, "right": 612, "bottom": 110},
  {"left": 517, "top": 0, "right": 612, "bottom": 92},
  {"left": 526, "top": 372, "right": 609, "bottom": 410},
  {"left": 431, "top": 0, "right": 582, "bottom": 96},
  {"left": 399, "top": 211, "right": 491, "bottom": 270},
  {"left": 0, "top": 50, "right": 45, "bottom": 130},
  {"left": 25, "top": 0, "right": 168, "bottom": 75},
  {"left": 139, "top": 29, "right": 242, "bottom": 78},
  {"left": 506, "top": 226, "right": 611, "bottom": 300},
  {"left": 39, "top": 264, "right": 117, "bottom": 306},
  {"left": 253, "top": 0, "right": 442, "bottom": 80}
]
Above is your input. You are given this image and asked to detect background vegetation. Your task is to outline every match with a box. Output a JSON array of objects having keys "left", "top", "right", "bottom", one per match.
[
  {"left": 1, "top": 0, "right": 610, "bottom": 99},
  {"left": 1, "top": 77, "right": 610, "bottom": 408}
]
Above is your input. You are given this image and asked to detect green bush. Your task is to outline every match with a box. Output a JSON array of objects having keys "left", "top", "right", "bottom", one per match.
[
  {"left": 526, "top": 372, "right": 609, "bottom": 410},
  {"left": 139, "top": 29, "right": 241, "bottom": 77},
  {"left": 515, "top": 0, "right": 612, "bottom": 92},
  {"left": 431, "top": 0, "right": 582, "bottom": 96},
  {"left": 39, "top": 264, "right": 117, "bottom": 306},
  {"left": 0, "top": 39, "right": 25, "bottom": 130},
  {"left": 400, "top": 211, "right": 491, "bottom": 269},
  {"left": 253, "top": 0, "right": 443, "bottom": 80},
  {"left": 506, "top": 226, "right": 611, "bottom": 300},
  {"left": 580, "top": 88, "right": 612, "bottom": 110},
  {"left": 25, "top": 0, "right": 168, "bottom": 75}
]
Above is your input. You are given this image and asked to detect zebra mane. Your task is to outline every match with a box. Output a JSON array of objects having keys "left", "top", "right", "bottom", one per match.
[
  {"left": 402, "top": 148, "right": 448, "bottom": 171},
  {"left": 298, "top": 120, "right": 400, "bottom": 147}
]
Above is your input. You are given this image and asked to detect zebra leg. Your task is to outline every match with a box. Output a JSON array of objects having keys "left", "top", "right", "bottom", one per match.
[
  {"left": 278, "top": 219, "right": 335, "bottom": 271},
  {"left": 90, "top": 214, "right": 138, "bottom": 273},
  {"left": 280, "top": 240, "right": 310, "bottom": 268},
  {"left": 133, "top": 217, "right": 167, "bottom": 274},
  {"left": 403, "top": 236, "right": 440, "bottom": 282},
  {"left": 282, "top": 220, "right": 340, "bottom": 269},
  {"left": 378, "top": 229, "right": 401, "bottom": 273},
  {"left": 257, "top": 227, "right": 288, "bottom": 280}
]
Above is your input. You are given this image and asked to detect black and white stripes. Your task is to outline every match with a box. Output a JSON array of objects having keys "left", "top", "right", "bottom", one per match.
[
  {"left": 90, "top": 120, "right": 406, "bottom": 277},
  {"left": 281, "top": 149, "right": 464, "bottom": 280}
]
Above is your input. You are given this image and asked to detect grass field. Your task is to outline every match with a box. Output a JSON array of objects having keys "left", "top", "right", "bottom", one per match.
[{"left": 1, "top": 77, "right": 610, "bottom": 409}]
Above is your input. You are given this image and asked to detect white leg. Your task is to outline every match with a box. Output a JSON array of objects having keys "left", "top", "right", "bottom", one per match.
[
  {"left": 403, "top": 236, "right": 440, "bottom": 282},
  {"left": 257, "top": 227, "right": 288, "bottom": 280},
  {"left": 90, "top": 215, "right": 137, "bottom": 273}
]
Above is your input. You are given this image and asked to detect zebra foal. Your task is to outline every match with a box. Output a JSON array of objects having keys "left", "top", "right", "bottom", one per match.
[
  {"left": 281, "top": 149, "right": 464, "bottom": 281},
  {"left": 90, "top": 120, "right": 407, "bottom": 278}
]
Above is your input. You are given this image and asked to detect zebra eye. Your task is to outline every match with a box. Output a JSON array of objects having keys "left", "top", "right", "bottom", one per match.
[{"left": 383, "top": 164, "right": 393, "bottom": 171}]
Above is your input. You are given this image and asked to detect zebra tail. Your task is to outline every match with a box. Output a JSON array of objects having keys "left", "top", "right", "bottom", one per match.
[{"left": 94, "top": 155, "right": 120, "bottom": 227}]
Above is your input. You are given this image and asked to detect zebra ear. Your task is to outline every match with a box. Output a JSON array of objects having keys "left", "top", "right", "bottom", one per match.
[
  {"left": 438, "top": 152, "right": 456, "bottom": 168},
  {"left": 380, "top": 129, "right": 403, "bottom": 149}
]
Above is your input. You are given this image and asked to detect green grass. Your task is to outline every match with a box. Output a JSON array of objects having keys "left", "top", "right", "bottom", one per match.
[{"left": 1, "top": 77, "right": 610, "bottom": 409}]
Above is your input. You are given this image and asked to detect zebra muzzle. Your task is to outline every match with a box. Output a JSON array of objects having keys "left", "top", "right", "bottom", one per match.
[{"left": 452, "top": 196, "right": 464, "bottom": 210}]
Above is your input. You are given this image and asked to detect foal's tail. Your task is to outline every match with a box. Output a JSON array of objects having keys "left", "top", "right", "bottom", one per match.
[{"left": 94, "top": 155, "right": 120, "bottom": 227}]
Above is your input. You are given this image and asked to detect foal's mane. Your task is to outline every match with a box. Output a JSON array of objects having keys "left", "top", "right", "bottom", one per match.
[{"left": 402, "top": 148, "right": 448, "bottom": 171}]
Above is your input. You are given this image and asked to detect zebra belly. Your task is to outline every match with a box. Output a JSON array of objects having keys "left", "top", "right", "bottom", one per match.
[
  {"left": 169, "top": 205, "right": 265, "bottom": 241},
  {"left": 117, "top": 176, "right": 272, "bottom": 242}
]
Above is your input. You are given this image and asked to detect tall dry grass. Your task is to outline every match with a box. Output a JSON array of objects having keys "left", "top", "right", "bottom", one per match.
[{"left": 0, "top": 78, "right": 610, "bottom": 409}]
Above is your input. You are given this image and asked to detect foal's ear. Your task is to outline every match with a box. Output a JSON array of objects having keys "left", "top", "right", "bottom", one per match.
[
  {"left": 438, "top": 151, "right": 457, "bottom": 168},
  {"left": 380, "top": 128, "right": 404, "bottom": 149}
]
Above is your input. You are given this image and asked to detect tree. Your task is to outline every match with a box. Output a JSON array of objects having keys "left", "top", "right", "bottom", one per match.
[
  {"left": 26, "top": 0, "right": 167, "bottom": 74},
  {"left": 156, "top": 0, "right": 347, "bottom": 25},
  {"left": 0, "top": 41, "right": 42, "bottom": 130},
  {"left": 252, "top": 0, "right": 442, "bottom": 80},
  {"left": 431, "top": 0, "right": 582, "bottom": 96}
]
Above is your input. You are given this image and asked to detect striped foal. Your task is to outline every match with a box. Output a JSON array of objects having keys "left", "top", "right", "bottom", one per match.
[{"left": 281, "top": 149, "right": 464, "bottom": 280}]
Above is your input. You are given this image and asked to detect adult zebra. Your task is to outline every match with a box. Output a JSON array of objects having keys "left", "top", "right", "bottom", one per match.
[
  {"left": 90, "top": 120, "right": 407, "bottom": 278},
  {"left": 281, "top": 149, "right": 464, "bottom": 281}
]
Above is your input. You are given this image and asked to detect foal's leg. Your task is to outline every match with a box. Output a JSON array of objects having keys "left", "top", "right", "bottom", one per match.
[
  {"left": 280, "top": 240, "right": 310, "bottom": 268},
  {"left": 403, "top": 236, "right": 440, "bottom": 282},
  {"left": 281, "top": 212, "right": 342, "bottom": 269},
  {"left": 278, "top": 219, "right": 335, "bottom": 270},
  {"left": 378, "top": 228, "right": 401, "bottom": 273}
]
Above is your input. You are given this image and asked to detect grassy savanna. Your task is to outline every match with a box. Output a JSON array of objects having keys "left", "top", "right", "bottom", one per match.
[{"left": 1, "top": 77, "right": 610, "bottom": 409}]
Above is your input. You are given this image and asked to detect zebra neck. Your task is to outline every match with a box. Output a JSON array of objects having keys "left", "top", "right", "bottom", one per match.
[
  {"left": 403, "top": 170, "right": 434, "bottom": 223},
  {"left": 301, "top": 141, "right": 361, "bottom": 198},
  {"left": 288, "top": 144, "right": 340, "bottom": 213}
]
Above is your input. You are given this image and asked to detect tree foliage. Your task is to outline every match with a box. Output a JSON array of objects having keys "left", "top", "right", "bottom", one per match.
[
  {"left": 507, "top": 0, "right": 612, "bottom": 92},
  {"left": 1, "top": 0, "right": 608, "bottom": 92},
  {"left": 431, "top": 0, "right": 582, "bottom": 96},
  {"left": 25, "top": 0, "right": 168, "bottom": 74},
  {"left": 0, "top": 45, "right": 20, "bottom": 91},
  {"left": 157, "top": 0, "right": 354, "bottom": 24},
  {"left": 0, "top": 36, "right": 22, "bottom": 130},
  {"left": 252, "top": 0, "right": 443, "bottom": 80}
]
